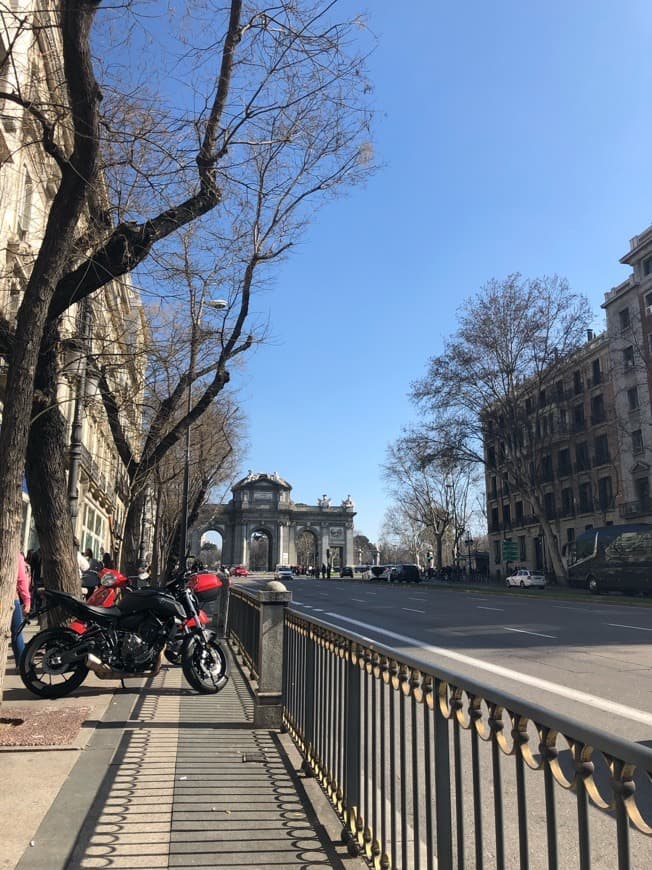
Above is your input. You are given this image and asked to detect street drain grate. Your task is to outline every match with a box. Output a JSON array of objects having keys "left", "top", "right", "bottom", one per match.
[{"left": 0, "top": 717, "right": 24, "bottom": 728}]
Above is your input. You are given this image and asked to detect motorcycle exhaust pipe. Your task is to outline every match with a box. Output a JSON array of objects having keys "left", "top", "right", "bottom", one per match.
[{"left": 85, "top": 654, "right": 116, "bottom": 679}]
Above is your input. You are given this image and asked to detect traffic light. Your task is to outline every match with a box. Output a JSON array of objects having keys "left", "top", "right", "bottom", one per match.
[{"left": 426, "top": 550, "right": 432, "bottom": 563}]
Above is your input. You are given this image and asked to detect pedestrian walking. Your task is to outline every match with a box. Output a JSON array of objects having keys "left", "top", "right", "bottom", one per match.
[{"left": 11, "top": 551, "right": 31, "bottom": 666}]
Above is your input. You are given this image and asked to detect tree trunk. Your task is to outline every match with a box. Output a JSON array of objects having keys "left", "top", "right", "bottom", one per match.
[
  {"left": 435, "top": 534, "right": 444, "bottom": 571},
  {"left": 26, "top": 335, "right": 80, "bottom": 600},
  {"left": 120, "top": 490, "right": 147, "bottom": 577}
]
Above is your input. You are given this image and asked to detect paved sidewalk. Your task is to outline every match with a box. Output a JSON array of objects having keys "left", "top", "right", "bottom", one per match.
[{"left": 15, "top": 652, "right": 363, "bottom": 869}]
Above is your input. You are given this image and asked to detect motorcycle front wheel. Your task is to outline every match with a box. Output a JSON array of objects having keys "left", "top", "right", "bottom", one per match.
[
  {"left": 181, "top": 635, "right": 229, "bottom": 694},
  {"left": 20, "top": 627, "right": 89, "bottom": 699}
]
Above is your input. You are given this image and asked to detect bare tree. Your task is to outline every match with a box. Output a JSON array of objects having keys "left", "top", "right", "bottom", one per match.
[
  {"left": 410, "top": 274, "right": 592, "bottom": 581},
  {"left": 0, "top": 0, "right": 375, "bottom": 699},
  {"left": 383, "top": 436, "right": 476, "bottom": 571}
]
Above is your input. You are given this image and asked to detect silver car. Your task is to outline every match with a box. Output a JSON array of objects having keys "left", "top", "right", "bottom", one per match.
[{"left": 506, "top": 568, "right": 546, "bottom": 588}]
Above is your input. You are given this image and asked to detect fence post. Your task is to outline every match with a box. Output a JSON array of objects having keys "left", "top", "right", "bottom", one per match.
[
  {"left": 342, "top": 640, "right": 362, "bottom": 856},
  {"left": 215, "top": 573, "right": 231, "bottom": 639},
  {"left": 253, "top": 583, "right": 291, "bottom": 728}
]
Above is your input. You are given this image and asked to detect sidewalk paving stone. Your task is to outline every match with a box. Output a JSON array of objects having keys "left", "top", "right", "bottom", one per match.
[{"left": 14, "top": 648, "right": 365, "bottom": 869}]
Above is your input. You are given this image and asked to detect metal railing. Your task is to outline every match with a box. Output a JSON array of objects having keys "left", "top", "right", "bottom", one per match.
[
  {"left": 228, "top": 587, "right": 260, "bottom": 679},
  {"left": 282, "top": 609, "right": 652, "bottom": 870}
]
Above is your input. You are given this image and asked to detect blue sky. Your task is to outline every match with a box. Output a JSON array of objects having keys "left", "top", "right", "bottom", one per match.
[{"left": 229, "top": 0, "right": 652, "bottom": 542}]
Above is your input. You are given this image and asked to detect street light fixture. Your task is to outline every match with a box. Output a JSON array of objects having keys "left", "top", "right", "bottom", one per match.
[{"left": 178, "top": 298, "right": 227, "bottom": 568}]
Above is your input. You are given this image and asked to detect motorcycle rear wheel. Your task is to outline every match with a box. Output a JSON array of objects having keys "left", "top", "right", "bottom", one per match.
[
  {"left": 20, "top": 627, "right": 89, "bottom": 699},
  {"left": 181, "top": 636, "right": 229, "bottom": 694}
]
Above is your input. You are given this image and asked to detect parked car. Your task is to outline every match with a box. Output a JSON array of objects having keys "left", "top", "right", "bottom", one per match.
[
  {"left": 506, "top": 568, "right": 546, "bottom": 588},
  {"left": 340, "top": 566, "right": 353, "bottom": 578},
  {"left": 389, "top": 563, "right": 422, "bottom": 583},
  {"left": 274, "top": 565, "right": 294, "bottom": 580},
  {"left": 232, "top": 565, "right": 248, "bottom": 577}
]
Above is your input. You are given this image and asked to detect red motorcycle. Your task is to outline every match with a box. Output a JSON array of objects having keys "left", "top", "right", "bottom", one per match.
[{"left": 70, "top": 567, "right": 226, "bottom": 671}]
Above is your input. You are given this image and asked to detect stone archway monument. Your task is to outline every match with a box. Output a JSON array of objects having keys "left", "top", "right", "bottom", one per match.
[{"left": 192, "top": 471, "right": 356, "bottom": 570}]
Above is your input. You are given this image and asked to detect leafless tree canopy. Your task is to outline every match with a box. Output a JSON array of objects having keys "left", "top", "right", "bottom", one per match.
[{"left": 409, "top": 274, "right": 592, "bottom": 579}]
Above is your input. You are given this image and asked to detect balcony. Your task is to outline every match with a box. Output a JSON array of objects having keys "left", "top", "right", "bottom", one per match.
[{"left": 619, "top": 498, "right": 652, "bottom": 519}]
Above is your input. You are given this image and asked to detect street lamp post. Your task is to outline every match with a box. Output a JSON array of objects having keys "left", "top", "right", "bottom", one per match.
[
  {"left": 178, "top": 298, "right": 227, "bottom": 568},
  {"left": 464, "top": 532, "right": 474, "bottom": 577}
]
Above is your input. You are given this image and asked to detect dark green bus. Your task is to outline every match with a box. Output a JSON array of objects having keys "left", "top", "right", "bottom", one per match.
[{"left": 567, "top": 524, "right": 652, "bottom": 595}]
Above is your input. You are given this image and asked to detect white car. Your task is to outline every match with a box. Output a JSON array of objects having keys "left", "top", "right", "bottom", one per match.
[
  {"left": 506, "top": 568, "right": 546, "bottom": 588},
  {"left": 274, "top": 565, "right": 293, "bottom": 580}
]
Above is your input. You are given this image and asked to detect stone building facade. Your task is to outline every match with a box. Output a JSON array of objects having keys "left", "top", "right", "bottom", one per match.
[{"left": 0, "top": 5, "right": 145, "bottom": 558}]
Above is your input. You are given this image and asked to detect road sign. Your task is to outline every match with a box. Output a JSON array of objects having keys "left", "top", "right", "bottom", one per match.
[{"left": 502, "top": 540, "right": 518, "bottom": 561}]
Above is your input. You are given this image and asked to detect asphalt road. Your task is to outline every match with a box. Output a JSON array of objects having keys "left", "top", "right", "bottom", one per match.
[{"left": 246, "top": 575, "right": 652, "bottom": 745}]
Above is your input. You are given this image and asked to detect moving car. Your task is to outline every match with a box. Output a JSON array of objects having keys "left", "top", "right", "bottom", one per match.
[
  {"left": 340, "top": 566, "right": 354, "bottom": 578},
  {"left": 506, "top": 568, "right": 545, "bottom": 588},
  {"left": 389, "top": 564, "right": 422, "bottom": 583},
  {"left": 232, "top": 565, "right": 248, "bottom": 577},
  {"left": 274, "top": 565, "right": 294, "bottom": 580}
]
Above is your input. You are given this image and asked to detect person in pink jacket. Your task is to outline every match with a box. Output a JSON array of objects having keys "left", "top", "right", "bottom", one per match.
[{"left": 12, "top": 552, "right": 31, "bottom": 665}]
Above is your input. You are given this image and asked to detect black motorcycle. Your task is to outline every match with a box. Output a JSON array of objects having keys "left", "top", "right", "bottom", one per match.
[{"left": 20, "top": 586, "right": 228, "bottom": 698}]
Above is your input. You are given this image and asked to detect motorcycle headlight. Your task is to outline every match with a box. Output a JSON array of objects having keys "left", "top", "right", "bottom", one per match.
[{"left": 101, "top": 573, "right": 117, "bottom": 586}]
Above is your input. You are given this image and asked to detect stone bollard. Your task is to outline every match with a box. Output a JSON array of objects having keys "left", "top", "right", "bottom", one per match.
[{"left": 253, "top": 581, "right": 291, "bottom": 728}]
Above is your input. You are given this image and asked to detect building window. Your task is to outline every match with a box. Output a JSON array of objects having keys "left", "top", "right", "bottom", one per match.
[
  {"left": 558, "top": 448, "right": 571, "bottom": 476},
  {"left": 573, "top": 370, "right": 583, "bottom": 394},
  {"left": 579, "top": 482, "right": 593, "bottom": 513},
  {"left": 576, "top": 441, "right": 589, "bottom": 471},
  {"left": 491, "top": 507, "right": 499, "bottom": 532},
  {"left": 519, "top": 536, "right": 526, "bottom": 560},
  {"left": 503, "top": 503, "right": 511, "bottom": 528},
  {"left": 644, "top": 257, "right": 652, "bottom": 276},
  {"left": 623, "top": 346, "right": 635, "bottom": 369},
  {"left": 561, "top": 487, "right": 574, "bottom": 516},
  {"left": 559, "top": 408, "right": 567, "bottom": 431},
  {"left": 591, "top": 358, "right": 602, "bottom": 385},
  {"left": 17, "top": 168, "right": 33, "bottom": 240},
  {"left": 515, "top": 501, "right": 523, "bottom": 524},
  {"left": 594, "top": 433, "right": 610, "bottom": 465},
  {"left": 590, "top": 393, "right": 605, "bottom": 424},
  {"left": 544, "top": 492, "right": 556, "bottom": 519},
  {"left": 82, "top": 503, "right": 105, "bottom": 559},
  {"left": 525, "top": 396, "right": 533, "bottom": 415},
  {"left": 627, "top": 386, "right": 639, "bottom": 411},
  {"left": 556, "top": 380, "right": 564, "bottom": 401},
  {"left": 494, "top": 540, "right": 501, "bottom": 565},
  {"left": 490, "top": 475, "right": 497, "bottom": 499},
  {"left": 566, "top": 527, "right": 575, "bottom": 543},
  {"left": 573, "top": 403, "right": 585, "bottom": 431},
  {"left": 632, "top": 429, "right": 644, "bottom": 454},
  {"left": 598, "top": 476, "right": 613, "bottom": 511},
  {"left": 619, "top": 308, "right": 630, "bottom": 331}
]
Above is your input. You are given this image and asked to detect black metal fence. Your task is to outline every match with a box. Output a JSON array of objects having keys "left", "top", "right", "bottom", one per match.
[
  {"left": 283, "top": 609, "right": 652, "bottom": 870},
  {"left": 228, "top": 587, "right": 260, "bottom": 680}
]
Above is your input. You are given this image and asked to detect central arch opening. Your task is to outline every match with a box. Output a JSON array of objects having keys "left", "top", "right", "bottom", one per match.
[
  {"left": 250, "top": 529, "right": 273, "bottom": 571},
  {"left": 296, "top": 529, "right": 319, "bottom": 572}
]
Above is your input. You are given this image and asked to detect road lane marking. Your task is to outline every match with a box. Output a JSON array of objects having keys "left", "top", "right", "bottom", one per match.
[
  {"left": 351, "top": 598, "right": 365, "bottom": 603},
  {"left": 503, "top": 626, "right": 556, "bottom": 639},
  {"left": 402, "top": 608, "right": 425, "bottom": 614},
  {"left": 607, "top": 623, "right": 652, "bottom": 632},
  {"left": 322, "top": 613, "right": 652, "bottom": 727},
  {"left": 478, "top": 606, "right": 503, "bottom": 611}
]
